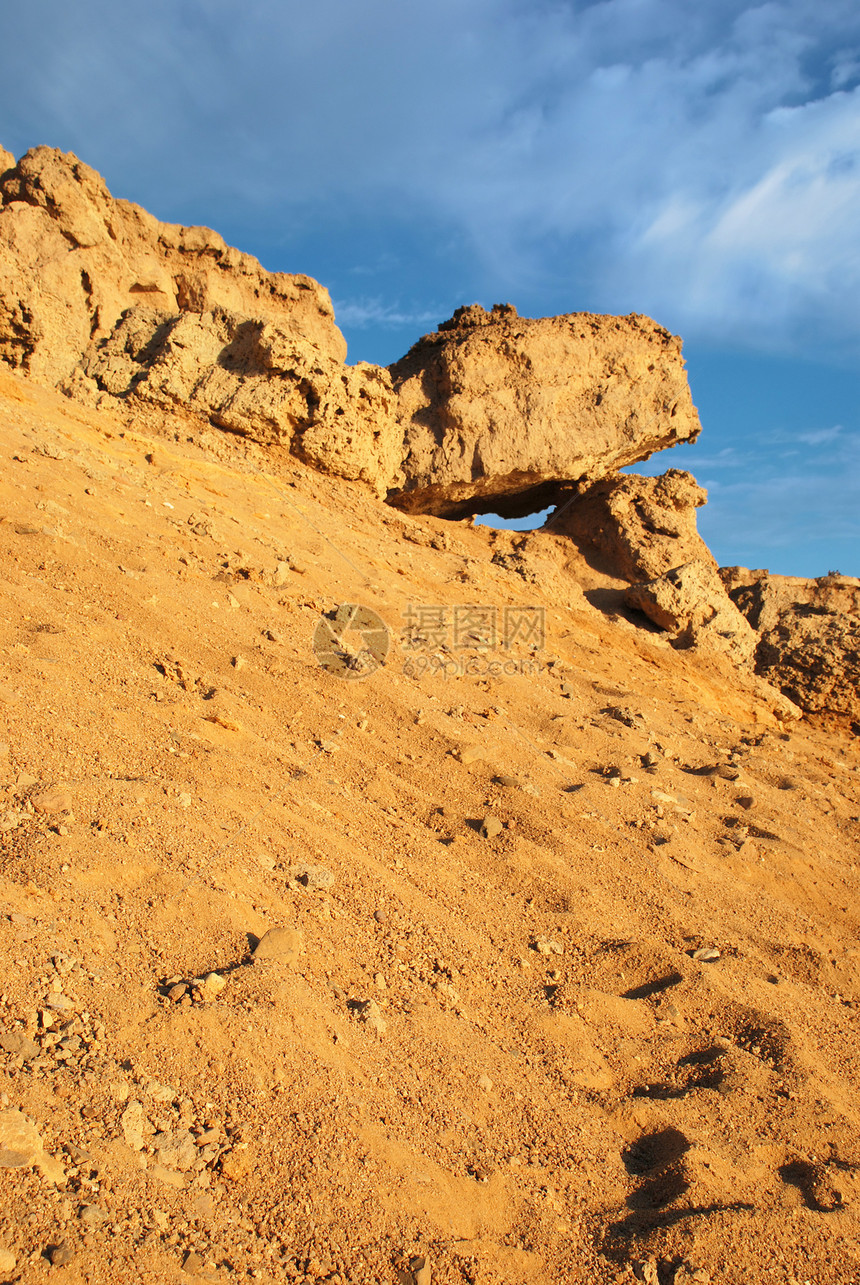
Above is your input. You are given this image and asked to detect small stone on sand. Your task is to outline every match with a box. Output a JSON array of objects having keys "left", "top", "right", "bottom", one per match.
[{"left": 252, "top": 927, "right": 303, "bottom": 964}]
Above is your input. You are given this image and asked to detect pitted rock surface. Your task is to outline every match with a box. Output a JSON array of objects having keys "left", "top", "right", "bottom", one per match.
[
  {"left": 547, "top": 469, "right": 713, "bottom": 582},
  {"left": 0, "top": 146, "right": 405, "bottom": 494},
  {"left": 722, "top": 568, "right": 860, "bottom": 722},
  {"left": 387, "top": 304, "right": 701, "bottom": 518},
  {"left": 0, "top": 146, "right": 344, "bottom": 384},
  {"left": 625, "top": 559, "right": 758, "bottom": 666}
]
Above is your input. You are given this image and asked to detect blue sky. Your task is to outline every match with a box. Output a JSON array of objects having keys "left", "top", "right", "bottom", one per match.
[{"left": 1, "top": 0, "right": 858, "bottom": 575}]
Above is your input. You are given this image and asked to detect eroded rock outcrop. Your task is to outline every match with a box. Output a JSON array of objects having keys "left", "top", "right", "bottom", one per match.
[
  {"left": 553, "top": 472, "right": 855, "bottom": 720},
  {"left": 547, "top": 466, "right": 760, "bottom": 670},
  {"left": 387, "top": 304, "right": 701, "bottom": 518},
  {"left": 77, "top": 305, "right": 402, "bottom": 492},
  {"left": 722, "top": 569, "right": 860, "bottom": 723},
  {"left": 546, "top": 469, "right": 714, "bottom": 582},
  {"left": 625, "top": 560, "right": 759, "bottom": 666},
  {"left": 1, "top": 147, "right": 708, "bottom": 507},
  {"left": 0, "top": 145, "right": 403, "bottom": 494},
  {"left": 0, "top": 146, "right": 344, "bottom": 381}
]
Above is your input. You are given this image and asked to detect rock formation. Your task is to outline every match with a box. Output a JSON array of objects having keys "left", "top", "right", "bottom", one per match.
[
  {"left": 546, "top": 468, "right": 714, "bottom": 582},
  {"left": 625, "top": 560, "right": 759, "bottom": 666},
  {"left": 722, "top": 569, "right": 860, "bottom": 724},
  {"left": 0, "top": 145, "right": 401, "bottom": 494},
  {"left": 0, "top": 147, "right": 343, "bottom": 380},
  {"left": 386, "top": 304, "right": 701, "bottom": 518},
  {"left": 77, "top": 306, "right": 402, "bottom": 494},
  {"left": 1, "top": 141, "right": 856, "bottom": 727},
  {"left": 0, "top": 146, "right": 704, "bottom": 509},
  {"left": 547, "top": 467, "right": 761, "bottom": 667}
]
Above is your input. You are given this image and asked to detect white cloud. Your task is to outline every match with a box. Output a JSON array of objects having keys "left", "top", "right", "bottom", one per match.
[
  {"left": 701, "top": 467, "right": 860, "bottom": 543},
  {"left": 696, "top": 425, "right": 860, "bottom": 568},
  {"left": 795, "top": 425, "right": 843, "bottom": 446},
  {"left": 331, "top": 298, "right": 441, "bottom": 329}
]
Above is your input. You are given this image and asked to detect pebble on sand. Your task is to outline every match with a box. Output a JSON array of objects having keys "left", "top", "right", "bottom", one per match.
[
  {"left": 410, "top": 1255, "right": 431, "bottom": 1285},
  {"left": 353, "top": 999, "right": 387, "bottom": 1035},
  {"left": 397, "top": 1256, "right": 431, "bottom": 1285},
  {"left": 691, "top": 947, "right": 721, "bottom": 962},
  {"left": 534, "top": 937, "right": 564, "bottom": 957},
  {"left": 150, "top": 1162, "right": 186, "bottom": 1189},
  {"left": 252, "top": 927, "right": 303, "bottom": 965},
  {"left": 198, "top": 972, "right": 228, "bottom": 996},
  {"left": 48, "top": 1242, "right": 75, "bottom": 1267},
  {"left": 182, "top": 1249, "right": 206, "bottom": 1275},
  {"left": 45, "top": 993, "right": 75, "bottom": 1012},
  {"left": 0, "top": 1031, "right": 39, "bottom": 1059},
  {"left": 0, "top": 1108, "right": 65, "bottom": 1181},
  {"left": 293, "top": 862, "right": 335, "bottom": 890},
  {"left": 31, "top": 787, "right": 73, "bottom": 816},
  {"left": 480, "top": 816, "right": 503, "bottom": 839}
]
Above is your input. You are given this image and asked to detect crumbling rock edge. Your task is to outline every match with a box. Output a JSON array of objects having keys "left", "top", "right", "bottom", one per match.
[{"left": 722, "top": 568, "right": 860, "bottom": 727}]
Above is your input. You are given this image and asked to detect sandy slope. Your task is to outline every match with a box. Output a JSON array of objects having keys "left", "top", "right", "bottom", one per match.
[{"left": 0, "top": 367, "right": 858, "bottom": 1285}]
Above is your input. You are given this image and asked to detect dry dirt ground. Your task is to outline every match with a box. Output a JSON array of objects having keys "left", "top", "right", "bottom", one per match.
[{"left": 0, "top": 366, "right": 858, "bottom": 1285}]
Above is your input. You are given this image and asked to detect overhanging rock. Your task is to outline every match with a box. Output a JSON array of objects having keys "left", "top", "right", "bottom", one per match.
[{"left": 386, "top": 304, "right": 701, "bottom": 518}]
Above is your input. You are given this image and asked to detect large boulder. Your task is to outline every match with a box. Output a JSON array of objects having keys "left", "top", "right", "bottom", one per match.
[
  {"left": 722, "top": 569, "right": 860, "bottom": 723},
  {"left": 387, "top": 304, "right": 701, "bottom": 518},
  {"left": 625, "top": 560, "right": 758, "bottom": 666},
  {"left": 546, "top": 468, "right": 714, "bottom": 582},
  {"left": 0, "top": 146, "right": 14, "bottom": 177}
]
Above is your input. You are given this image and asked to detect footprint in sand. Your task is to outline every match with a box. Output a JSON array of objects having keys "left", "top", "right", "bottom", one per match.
[{"left": 623, "top": 1127, "right": 692, "bottom": 1210}]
